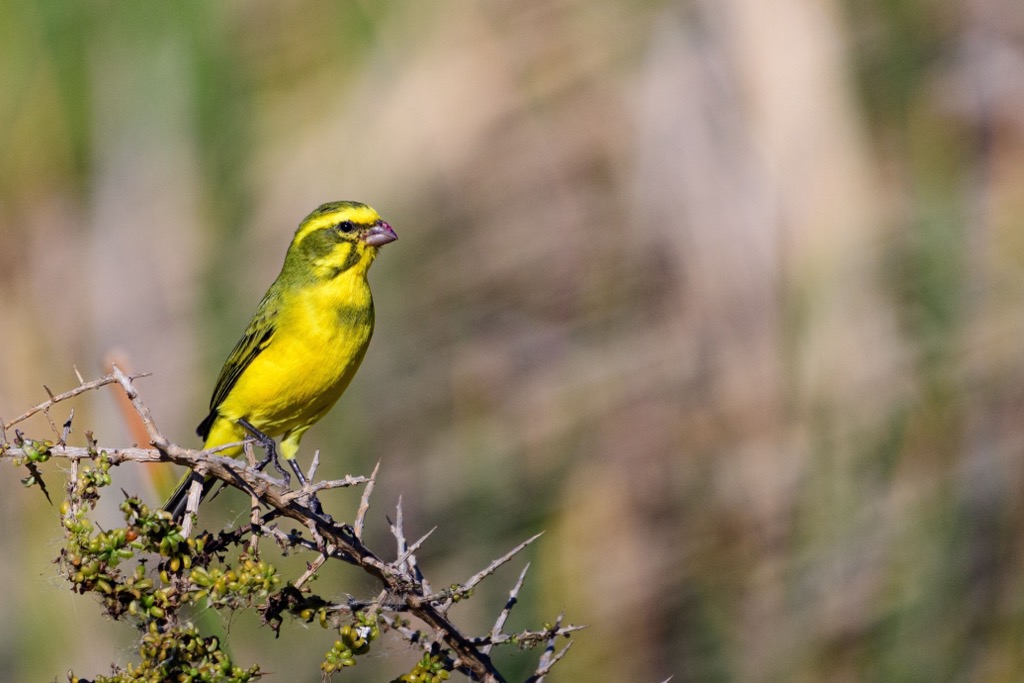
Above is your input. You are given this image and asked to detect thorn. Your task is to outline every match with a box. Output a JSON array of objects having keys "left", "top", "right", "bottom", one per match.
[
  {"left": 482, "top": 563, "right": 531, "bottom": 655},
  {"left": 395, "top": 526, "right": 437, "bottom": 569},
  {"left": 59, "top": 408, "right": 75, "bottom": 446},
  {"left": 307, "top": 449, "right": 320, "bottom": 481},
  {"left": 354, "top": 461, "right": 379, "bottom": 539}
]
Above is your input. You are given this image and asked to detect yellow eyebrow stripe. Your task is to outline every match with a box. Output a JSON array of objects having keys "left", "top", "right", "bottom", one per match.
[{"left": 293, "top": 203, "right": 381, "bottom": 243}]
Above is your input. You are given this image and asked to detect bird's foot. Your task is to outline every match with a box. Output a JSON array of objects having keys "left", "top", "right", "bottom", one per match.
[{"left": 239, "top": 418, "right": 291, "bottom": 486}]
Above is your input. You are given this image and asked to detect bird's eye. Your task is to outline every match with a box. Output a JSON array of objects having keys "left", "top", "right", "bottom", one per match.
[{"left": 337, "top": 220, "right": 355, "bottom": 233}]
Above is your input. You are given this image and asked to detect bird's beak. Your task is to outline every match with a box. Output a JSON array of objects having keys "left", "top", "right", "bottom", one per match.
[{"left": 363, "top": 221, "right": 398, "bottom": 247}]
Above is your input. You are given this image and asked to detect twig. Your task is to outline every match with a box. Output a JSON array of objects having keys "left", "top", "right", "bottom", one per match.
[
  {"left": 530, "top": 641, "right": 573, "bottom": 683},
  {"left": 395, "top": 526, "right": 437, "bottom": 571},
  {"left": 441, "top": 533, "right": 543, "bottom": 613},
  {"left": 390, "top": 497, "right": 408, "bottom": 572},
  {"left": 182, "top": 468, "right": 206, "bottom": 538},
  {"left": 245, "top": 442, "right": 261, "bottom": 556},
  {"left": 306, "top": 449, "right": 320, "bottom": 482},
  {"left": 4, "top": 371, "right": 151, "bottom": 430},
  {"left": 278, "top": 474, "right": 369, "bottom": 503},
  {"left": 59, "top": 409, "right": 74, "bottom": 447},
  {"left": 0, "top": 445, "right": 162, "bottom": 462},
  {"left": 389, "top": 498, "right": 432, "bottom": 594},
  {"left": 527, "top": 613, "right": 572, "bottom": 683},
  {"left": 471, "top": 624, "right": 586, "bottom": 649},
  {"left": 293, "top": 545, "right": 334, "bottom": 590},
  {"left": 482, "top": 563, "right": 530, "bottom": 655},
  {"left": 353, "top": 461, "right": 379, "bottom": 539},
  {"left": 263, "top": 525, "right": 319, "bottom": 554},
  {"left": 40, "top": 390, "right": 60, "bottom": 440},
  {"left": 110, "top": 365, "right": 162, "bottom": 444}
]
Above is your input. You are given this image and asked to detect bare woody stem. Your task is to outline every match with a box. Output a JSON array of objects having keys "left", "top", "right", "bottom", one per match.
[{"left": 2, "top": 367, "right": 528, "bottom": 683}]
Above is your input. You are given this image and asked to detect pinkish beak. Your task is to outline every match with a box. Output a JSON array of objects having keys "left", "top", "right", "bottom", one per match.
[{"left": 363, "top": 220, "right": 398, "bottom": 247}]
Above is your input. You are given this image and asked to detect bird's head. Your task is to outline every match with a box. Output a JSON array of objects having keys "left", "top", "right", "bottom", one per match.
[{"left": 286, "top": 201, "right": 397, "bottom": 281}]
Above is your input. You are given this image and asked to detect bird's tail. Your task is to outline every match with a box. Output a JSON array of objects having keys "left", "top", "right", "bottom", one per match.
[{"left": 163, "top": 470, "right": 215, "bottom": 521}]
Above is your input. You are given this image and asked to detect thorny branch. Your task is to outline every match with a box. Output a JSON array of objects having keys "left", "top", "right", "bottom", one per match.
[{"left": 0, "top": 369, "right": 581, "bottom": 682}]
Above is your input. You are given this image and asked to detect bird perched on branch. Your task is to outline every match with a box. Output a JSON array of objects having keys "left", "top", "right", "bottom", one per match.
[{"left": 164, "top": 201, "right": 397, "bottom": 521}]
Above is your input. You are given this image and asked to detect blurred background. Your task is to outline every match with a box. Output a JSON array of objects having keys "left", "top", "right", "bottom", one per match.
[{"left": 2, "top": 0, "right": 1024, "bottom": 680}]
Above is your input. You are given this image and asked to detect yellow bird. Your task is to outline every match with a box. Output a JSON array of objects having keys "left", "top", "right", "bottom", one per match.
[{"left": 164, "top": 201, "right": 397, "bottom": 520}]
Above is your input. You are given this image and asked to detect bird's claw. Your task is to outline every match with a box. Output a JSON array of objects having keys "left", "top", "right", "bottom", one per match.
[
  {"left": 237, "top": 419, "right": 332, "bottom": 520},
  {"left": 241, "top": 418, "right": 290, "bottom": 486},
  {"left": 271, "top": 457, "right": 291, "bottom": 486}
]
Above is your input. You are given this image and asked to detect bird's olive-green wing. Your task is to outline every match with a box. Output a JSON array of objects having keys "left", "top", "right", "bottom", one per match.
[{"left": 196, "top": 289, "right": 279, "bottom": 440}]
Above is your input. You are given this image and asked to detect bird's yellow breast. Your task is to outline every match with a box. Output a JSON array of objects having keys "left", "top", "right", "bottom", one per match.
[{"left": 215, "top": 267, "right": 374, "bottom": 438}]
